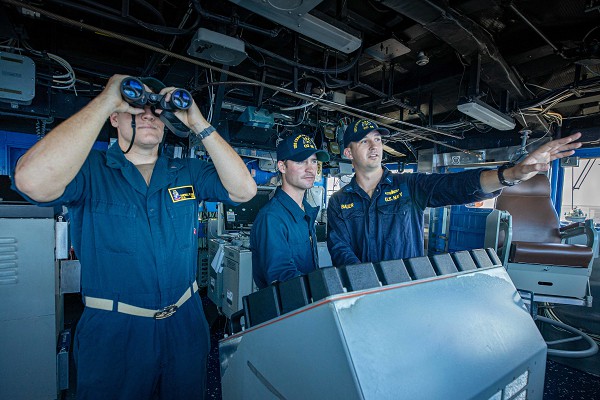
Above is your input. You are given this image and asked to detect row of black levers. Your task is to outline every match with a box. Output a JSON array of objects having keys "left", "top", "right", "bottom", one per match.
[{"left": 233, "top": 248, "right": 502, "bottom": 334}]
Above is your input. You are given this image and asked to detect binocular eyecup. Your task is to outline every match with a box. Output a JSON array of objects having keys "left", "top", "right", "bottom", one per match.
[{"left": 120, "top": 77, "right": 192, "bottom": 112}]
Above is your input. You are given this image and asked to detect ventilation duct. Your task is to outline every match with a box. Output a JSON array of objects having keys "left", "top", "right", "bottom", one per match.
[{"left": 381, "top": 0, "right": 529, "bottom": 99}]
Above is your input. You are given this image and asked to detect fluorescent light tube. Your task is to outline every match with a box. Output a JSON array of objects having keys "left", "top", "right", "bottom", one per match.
[
  {"left": 228, "top": 0, "right": 361, "bottom": 53},
  {"left": 457, "top": 98, "right": 516, "bottom": 131}
]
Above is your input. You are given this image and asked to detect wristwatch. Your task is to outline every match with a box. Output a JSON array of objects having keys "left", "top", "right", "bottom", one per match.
[
  {"left": 195, "top": 125, "right": 216, "bottom": 140},
  {"left": 497, "top": 162, "right": 521, "bottom": 187}
]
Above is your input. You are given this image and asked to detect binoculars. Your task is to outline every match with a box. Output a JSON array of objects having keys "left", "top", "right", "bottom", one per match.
[
  {"left": 120, "top": 77, "right": 192, "bottom": 112},
  {"left": 119, "top": 77, "right": 193, "bottom": 137}
]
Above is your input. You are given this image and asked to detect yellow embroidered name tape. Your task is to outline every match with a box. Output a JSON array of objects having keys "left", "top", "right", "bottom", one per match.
[
  {"left": 168, "top": 185, "right": 196, "bottom": 202},
  {"left": 384, "top": 192, "right": 402, "bottom": 202}
]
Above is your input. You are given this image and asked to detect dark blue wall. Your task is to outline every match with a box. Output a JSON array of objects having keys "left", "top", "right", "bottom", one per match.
[{"left": 0, "top": 131, "right": 108, "bottom": 176}]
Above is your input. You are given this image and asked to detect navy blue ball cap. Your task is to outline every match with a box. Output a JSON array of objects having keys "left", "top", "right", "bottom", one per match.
[
  {"left": 276, "top": 134, "right": 330, "bottom": 163},
  {"left": 343, "top": 119, "right": 390, "bottom": 148},
  {"left": 139, "top": 76, "right": 166, "bottom": 93}
]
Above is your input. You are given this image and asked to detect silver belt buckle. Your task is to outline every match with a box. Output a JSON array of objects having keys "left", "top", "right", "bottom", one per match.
[{"left": 154, "top": 304, "right": 178, "bottom": 319}]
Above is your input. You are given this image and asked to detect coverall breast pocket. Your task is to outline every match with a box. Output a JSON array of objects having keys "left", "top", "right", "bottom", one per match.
[
  {"left": 91, "top": 201, "right": 137, "bottom": 255},
  {"left": 378, "top": 200, "right": 410, "bottom": 237},
  {"left": 340, "top": 206, "right": 364, "bottom": 220},
  {"left": 167, "top": 202, "right": 196, "bottom": 250},
  {"left": 289, "top": 237, "right": 310, "bottom": 258},
  {"left": 378, "top": 198, "right": 410, "bottom": 217}
]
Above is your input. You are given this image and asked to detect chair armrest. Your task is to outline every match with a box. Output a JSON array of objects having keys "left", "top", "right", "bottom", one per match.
[
  {"left": 560, "top": 222, "right": 584, "bottom": 233},
  {"left": 561, "top": 219, "right": 598, "bottom": 256}
]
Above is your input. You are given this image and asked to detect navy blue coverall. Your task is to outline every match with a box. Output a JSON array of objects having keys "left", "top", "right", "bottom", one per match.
[
  {"left": 327, "top": 168, "right": 498, "bottom": 266},
  {"left": 14, "top": 143, "right": 234, "bottom": 399},
  {"left": 250, "top": 187, "right": 319, "bottom": 289}
]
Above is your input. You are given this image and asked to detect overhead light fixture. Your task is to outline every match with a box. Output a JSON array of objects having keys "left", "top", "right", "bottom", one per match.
[
  {"left": 187, "top": 29, "right": 247, "bottom": 66},
  {"left": 457, "top": 97, "right": 516, "bottom": 131},
  {"left": 415, "top": 51, "right": 429, "bottom": 66},
  {"left": 227, "top": 0, "right": 361, "bottom": 53}
]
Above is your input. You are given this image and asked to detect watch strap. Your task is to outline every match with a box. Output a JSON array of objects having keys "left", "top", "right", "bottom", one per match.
[
  {"left": 196, "top": 125, "right": 216, "bottom": 140},
  {"left": 497, "top": 162, "right": 520, "bottom": 187}
]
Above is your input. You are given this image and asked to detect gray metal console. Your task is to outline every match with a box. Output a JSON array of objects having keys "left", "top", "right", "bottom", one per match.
[
  {"left": 221, "top": 248, "right": 546, "bottom": 400},
  {"left": 0, "top": 204, "right": 59, "bottom": 400}
]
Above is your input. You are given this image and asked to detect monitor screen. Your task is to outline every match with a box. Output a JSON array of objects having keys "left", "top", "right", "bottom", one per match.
[
  {"left": 0, "top": 175, "right": 27, "bottom": 203},
  {"left": 224, "top": 187, "right": 275, "bottom": 231}
]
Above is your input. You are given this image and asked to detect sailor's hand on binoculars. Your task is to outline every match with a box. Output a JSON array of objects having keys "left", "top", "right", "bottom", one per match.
[
  {"left": 102, "top": 75, "right": 146, "bottom": 115},
  {"left": 160, "top": 87, "right": 205, "bottom": 129}
]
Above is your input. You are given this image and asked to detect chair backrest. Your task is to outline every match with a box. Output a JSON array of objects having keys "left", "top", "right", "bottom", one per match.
[{"left": 495, "top": 174, "right": 561, "bottom": 243}]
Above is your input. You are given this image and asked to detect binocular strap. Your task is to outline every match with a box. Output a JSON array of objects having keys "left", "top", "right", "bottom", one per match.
[
  {"left": 159, "top": 111, "right": 192, "bottom": 138},
  {"left": 123, "top": 114, "right": 137, "bottom": 154}
]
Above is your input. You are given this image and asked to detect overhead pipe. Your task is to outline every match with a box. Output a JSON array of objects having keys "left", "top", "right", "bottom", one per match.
[
  {"left": 75, "top": 0, "right": 167, "bottom": 25},
  {"left": 130, "top": 0, "right": 167, "bottom": 26},
  {"left": 293, "top": 33, "right": 299, "bottom": 93},
  {"left": 248, "top": 43, "right": 362, "bottom": 75},
  {"left": 191, "top": 0, "right": 282, "bottom": 38},
  {"left": 121, "top": 0, "right": 129, "bottom": 18},
  {"left": 45, "top": 0, "right": 139, "bottom": 28},
  {"left": 46, "top": 0, "right": 197, "bottom": 35},
  {"left": 508, "top": 3, "right": 566, "bottom": 58}
]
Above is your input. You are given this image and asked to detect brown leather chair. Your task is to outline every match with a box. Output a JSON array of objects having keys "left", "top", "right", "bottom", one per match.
[
  {"left": 485, "top": 174, "right": 598, "bottom": 357},
  {"left": 487, "top": 174, "right": 596, "bottom": 302}
]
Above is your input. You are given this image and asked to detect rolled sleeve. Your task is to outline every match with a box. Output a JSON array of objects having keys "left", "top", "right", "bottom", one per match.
[
  {"left": 189, "top": 159, "right": 238, "bottom": 206},
  {"left": 10, "top": 164, "right": 88, "bottom": 208}
]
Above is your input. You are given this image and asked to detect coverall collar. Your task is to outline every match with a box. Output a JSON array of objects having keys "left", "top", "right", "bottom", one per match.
[
  {"left": 274, "top": 186, "right": 319, "bottom": 223},
  {"left": 105, "top": 142, "right": 184, "bottom": 196}
]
